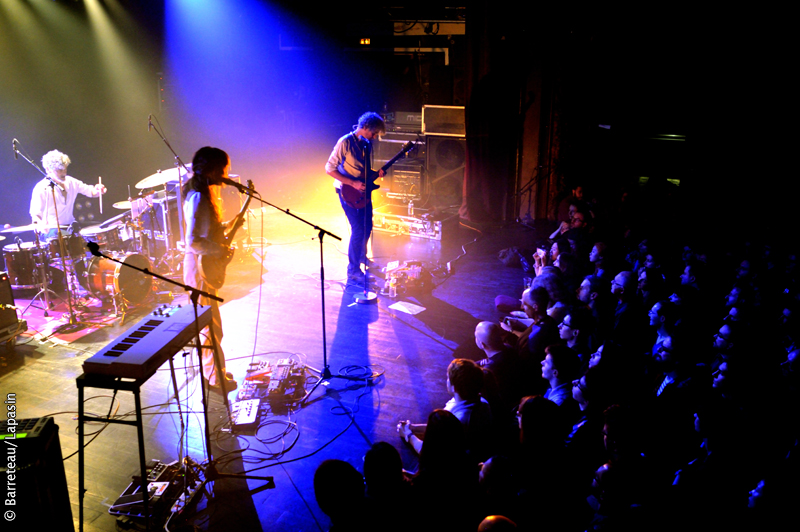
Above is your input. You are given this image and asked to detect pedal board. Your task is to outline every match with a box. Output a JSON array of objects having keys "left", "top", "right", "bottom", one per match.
[
  {"left": 109, "top": 459, "right": 199, "bottom": 524},
  {"left": 242, "top": 358, "right": 306, "bottom": 404}
]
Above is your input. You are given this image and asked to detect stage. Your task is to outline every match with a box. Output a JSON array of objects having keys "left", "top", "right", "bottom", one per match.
[{"left": 1, "top": 207, "right": 534, "bottom": 531}]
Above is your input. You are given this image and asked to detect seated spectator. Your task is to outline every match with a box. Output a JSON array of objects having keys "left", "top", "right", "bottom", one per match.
[
  {"left": 610, "top": 271, "right": 648, "bottom": 351},
  {"left": 557, "top": 305, "right": 597, "bottom": 366},
  {"left": 314, "top": 459, "right": 372, "bottom": 532},
  {"left": 637, "top": 266, "right": 668, "bottom": 313},
  {"left": 397, "top": 359, "right": 493, "bottom": 462},
  {"left": 554, "top": 251, "right": 584, "bottom": 295},
  {"left": 533, "top": 238, "right": 571, "bottom": 278},
  {"left": 578, "top": 274, "right": 614, "bottom": 341},
  {"left": 364, "top": 441, "right": 411, "bottom": 504},
  {"left": 406, "top": 409, "right": 481, "bottom": 531},
  {"left": 648, "top": 333, "right": 702, "bottom": 475},
  {"left": 647, "top": 299, "right": 678, "bottom": 358},
  {"left": 532, "top": 266, "right": 572, "bottom": 322},
  {"left": 515, "top": 395, "right": 571, "bottom": 530},
  {"left": 474, "top": 321, "right": 522, "bottom": 408},
  {"left": 680, "top": 259, "right": 707, "bottom": 291},
  {"left": 501, "top": 287, "right": 559, "bottom": 383},
  {"left": 541, "top": 344, "right": 581, "bottom": 409},
  {"left": 566, "top": 367, "right": 612, "bottom": 491},
  {"left": 477, "top": 455, "right": 520, "bottom": 527},
  {"left": 589, "top": 241, "right": 611, "bottom": 281},
  {"left": 478, "top": 515, "right": 518, "bottom": 531},
  {"left": 363, "top": 442, "right": 411, "bottom": 532}
]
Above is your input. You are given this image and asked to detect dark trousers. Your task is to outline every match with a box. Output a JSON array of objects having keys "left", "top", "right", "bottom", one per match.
[{"left": 338, "top": 190, "right": 372, "bottom": 277}]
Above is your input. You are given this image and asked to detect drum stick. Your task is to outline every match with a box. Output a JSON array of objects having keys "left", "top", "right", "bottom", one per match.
[{"left": 98, "top": 176, "right": 103, "bottom": 214}]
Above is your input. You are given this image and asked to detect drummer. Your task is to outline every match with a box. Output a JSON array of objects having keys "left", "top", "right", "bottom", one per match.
[{"left": 29, "top": 149, "right": 106, "bottom": 240}]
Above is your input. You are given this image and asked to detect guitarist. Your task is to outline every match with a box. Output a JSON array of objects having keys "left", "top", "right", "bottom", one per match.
[
  {"left": 325, "top": 112, "right": 386, "bottom": 285},
  {"left": 182, "top": 146, "right": 237, "bottom": 393}
]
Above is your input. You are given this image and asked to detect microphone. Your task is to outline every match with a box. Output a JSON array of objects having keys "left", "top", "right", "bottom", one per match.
[
  {"left": 148, "top": 114, "right": 152, "bottom": 132},
  {"left": 15, "top": 237, "right": 22, "bottom": 253},
  {"left": 86, "top": 241, "right": 101, "bottom": 257},
  {"left": 12, "top": 138, "right": 18, "bottom": 160},
  {"left": 218, "top": 176, "right": 251, "bottom": 193}
]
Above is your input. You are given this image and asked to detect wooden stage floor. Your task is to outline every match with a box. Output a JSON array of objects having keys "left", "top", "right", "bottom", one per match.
[{"left": 0, "top": 206, "right": 537, "bottom": 531}]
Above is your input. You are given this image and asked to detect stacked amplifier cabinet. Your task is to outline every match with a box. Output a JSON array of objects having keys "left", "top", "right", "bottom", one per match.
[
  {"left": 375, "top": 123, "right": 425, "bottom": 203},
  {"left": 375, "top": 107, "right": 466, "bottom": 208},
  {"left": 423, "top": 105, "right": 466, "bottom": 208}
]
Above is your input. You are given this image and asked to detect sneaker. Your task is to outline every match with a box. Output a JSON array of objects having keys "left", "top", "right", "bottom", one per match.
[{"left": 206, "top": 373, "right": 238, "bottom": 394}]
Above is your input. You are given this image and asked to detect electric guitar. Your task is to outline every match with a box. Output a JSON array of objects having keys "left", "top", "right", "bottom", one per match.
[
  {"left": 200, "top": 179, "right": 254, "bottom": 290},
  {"left": 340, "top": 141, "right": 414, "bottom": 209}
]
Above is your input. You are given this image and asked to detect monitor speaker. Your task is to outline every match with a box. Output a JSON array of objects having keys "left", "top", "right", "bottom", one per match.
[
  {"left": 0, "top": 271, "right": 18, "bottom": 330},
  {"left": 0, "top": 417, "right": 74, "bottom": 531}
]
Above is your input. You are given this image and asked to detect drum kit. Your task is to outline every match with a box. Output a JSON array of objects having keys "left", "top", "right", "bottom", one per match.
[{"left": 2, "top": 167, "right": 197, "bottom": 317}]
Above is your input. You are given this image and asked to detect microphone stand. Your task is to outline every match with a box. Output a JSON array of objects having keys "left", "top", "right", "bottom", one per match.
[
  {"left": 84, "top": 241, "right": 274, "bottom": 525},
  {"left": 147, "top": 116, "right": 187, "bottom": 274},
  {"left": 221, "top": 183, "right": 362, "bottom": 402}
]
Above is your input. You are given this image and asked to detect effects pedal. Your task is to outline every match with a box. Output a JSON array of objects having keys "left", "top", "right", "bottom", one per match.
[{"left": 232, "top": 398, "right": 260, "bottom": 429}]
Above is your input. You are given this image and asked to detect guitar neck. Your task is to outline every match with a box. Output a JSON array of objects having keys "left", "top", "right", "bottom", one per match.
[
  {"left": 380, "top": 141, "right": 414, "bottom": 173},
  {"left": 224, "top": 181, "right": 254, "bottom": 243}
]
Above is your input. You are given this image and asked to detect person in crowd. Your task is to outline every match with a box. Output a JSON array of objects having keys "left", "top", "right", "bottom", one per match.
[
  {"left": 541, "top": 344, "right": 581, "bottom": 410},
  {"left": 475, "top": 321, "right": 522, "bottom": 417},
  {"left": 501, "top": 286, "right": 559, "bottom": 392},
  {"left": 647, "top": 300, "right": 678, "bottom": 358},
  {"left": 314, "top": 459, "right": 372, "bottom": 531},
  {"left": 557, "top": 306, "right": 597, "bottom": 367},
  {"left": 589, "top": 241, "right": 611, "bottom": 281},
  {"left": 398, "top": 358, "right": 493, "bottom": 462},
  {"left": 610, "top": 271, "right": 648, "bottom": 351}
]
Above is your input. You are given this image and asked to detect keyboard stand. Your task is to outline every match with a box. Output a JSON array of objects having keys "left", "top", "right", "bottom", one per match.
[{"left": 76, "top": 359, "right": 184, "bottom": 532}]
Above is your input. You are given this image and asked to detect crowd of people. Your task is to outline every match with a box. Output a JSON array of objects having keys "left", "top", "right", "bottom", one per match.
[{"left": 314, "top": 182, "right": 799, "bottom": 531}]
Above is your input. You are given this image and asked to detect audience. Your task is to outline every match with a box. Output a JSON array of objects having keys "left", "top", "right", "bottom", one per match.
[{"left": 317, "top": 184, "right": 800, "bottom": 532}]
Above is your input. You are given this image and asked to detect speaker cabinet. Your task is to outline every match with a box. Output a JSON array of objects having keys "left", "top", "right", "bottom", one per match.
[
  {"left": 427, "top": 136, "right": 466, "bottom": 207},
  {"left": 0, "top": 271, "right": 18, "bottom": 330},
  {"left": 0, "top": 417, "right": 74, "bottom": 531}
]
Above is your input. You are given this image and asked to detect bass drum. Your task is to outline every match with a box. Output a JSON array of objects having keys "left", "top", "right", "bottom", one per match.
[{"left": 82, "top": 253, "right": 152, "bottom": 305}]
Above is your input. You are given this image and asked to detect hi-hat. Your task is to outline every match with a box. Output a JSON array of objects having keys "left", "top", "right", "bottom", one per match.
[{"left": 136, "top": 164, "right": 191, "bottom": 189}]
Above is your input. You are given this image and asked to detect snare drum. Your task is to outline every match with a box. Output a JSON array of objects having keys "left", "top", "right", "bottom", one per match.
[
  {"left": 47, "top": 233, "right": 87, "bottom": 261},
  {"left": 82, "top": 253, "right": 152, "bottom": 305},
  {"left": 80, "top": 223, "right": 123, "bottom": 252},
  {"left": 3, "top": 242, "right": 44, "bottom": 289}
]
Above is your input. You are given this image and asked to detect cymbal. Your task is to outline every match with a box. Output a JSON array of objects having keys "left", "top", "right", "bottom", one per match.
[
  {"left": 0, "top": 235, "right": 5, "bottom": 242},
  {"left": 1, "top": 223, "right": 67, "bottom": 234},
  {"left": 113, "top": 200, "right": 133, "bottom": 210},
  {"left": 80, "top": 223, "right": 122, "bottom": 236},
  {"left": 136, "top": 164, "right": 191, "bottom": 189}
]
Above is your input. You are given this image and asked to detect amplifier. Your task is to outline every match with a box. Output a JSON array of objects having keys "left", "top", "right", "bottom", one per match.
[
  {"left": 0, "top": 271, "right": 19, "bottom": 330},
  {"left": 373, "top": 205, "right": 458, "bottom": 241},
  {"left": 0, "top": 417, "right": 74, "bottom": 531}
]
